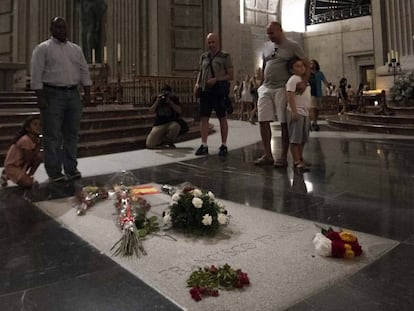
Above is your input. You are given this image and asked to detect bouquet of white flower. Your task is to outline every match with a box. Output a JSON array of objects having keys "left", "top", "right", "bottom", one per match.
[
  {"left": 391, "top": 71, "right": 414, "bottom": 106},
  {"left": 163, "top": 186, "right": 229, "bottom": 236}
]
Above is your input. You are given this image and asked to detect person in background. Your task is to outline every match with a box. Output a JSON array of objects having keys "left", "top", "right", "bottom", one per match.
[
  {"left": 338, "top": 77, "right": 348, "bottom": 115},
  {"left": 239, "top": 75, "right": 253, "bottom": 121},
  {"left": 249, "top": 72, "right": 261, "bottom": 124},
  {"left": 193, "top": 32, "right": 234, "bottom": 157},
  {"left": 330, "top": 84, "right": 338, "bottom": 97},
  {"left": 286, "top": 56, "right": 311, "bottom": 172},
  {"left": 326, "top": 82, "right": 333, "bottom": 96},
  {"left": 309, "top": 59, "right": 329, "bottom": 131},
  {"left": 356, "top": 83, "right": 365, "bottom": 112},
  {"left": 346, "top": 84, "right": 356, "bottom": 104},
  {"left": 233, "top": 80, "right": 241, "bottom": 113},
  {"left": 31, "top": 16, "right": 92, "bottom": 182},
  {"left": 1, "top": 116, "right": 42, "bottom": 188},
  {"left": 146, "top": 85, "right": 182, "bottom": 149}
]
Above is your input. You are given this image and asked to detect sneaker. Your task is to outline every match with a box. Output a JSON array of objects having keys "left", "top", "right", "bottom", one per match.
[
  {"left": 195, "top": 145, "right": 209, "bottom": 156},
  {"left": 163, "top": 143, "right": 176, "bottom": 149},
  {"left": 49, "top": 173, "right": 66, "bottom": 182},
  {"left": 253, "top": 155, "right": 274, "bottom": 166},
  {"left": 66, "top": 170, "right": 82, "bottom": 180},
  {"left": 313, "top": 124, "right": 320, "bottom": 131},
  {"left": 218, "top": 145, "right": 228, "bottom": 157}
]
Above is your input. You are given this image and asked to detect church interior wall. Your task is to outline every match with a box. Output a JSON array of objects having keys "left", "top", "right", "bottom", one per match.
[
  {"left": 0, "top": 0, "right": 13, "bottom": 62},
  {"left": 304, "top": 16, "right": 374, "bottom": 91},
  {"left": 4, "top": 0, "right": 414, "bottom": 96}
]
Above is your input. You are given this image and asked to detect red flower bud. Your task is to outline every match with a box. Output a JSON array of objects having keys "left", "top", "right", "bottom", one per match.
[
  {"left": 235, "top": 280, "right": 244, "bottom": 288},
  {"left": 331, "top": 240, "right": 346, "bottom": 258},
  {"left": 210, "top": 289, "right": 219, "bottom": 297},
  {"left": 326, "top": 231, "right": 341, "bottom": 241},
  {"left": 349, "top": 240, "right": 363, "bottom": 256},
  {"left": 189, "top": 287, "right": 202, "bottom": 301}
]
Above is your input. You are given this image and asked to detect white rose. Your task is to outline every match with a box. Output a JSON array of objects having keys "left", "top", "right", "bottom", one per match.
[
  {"left": 217, "top": 213, "right": 228, "bottom": 225},
  {"left": 202, "top": 214, "right": 213, "bottom": 226},
  {"left": 192, "top": 197, "right": 203, "bottom": 208},
  {"left": 192, "top": 189, "right": 203, "bottom": 197},
  {"left": 312, "top": 233, "right": 332, "bottom": 257},
  {"left": 207, "top": 191, "right": 215, "bottom": 201},
  {"left": 171, "top": 192, "right": 181, "bottom": 202}
]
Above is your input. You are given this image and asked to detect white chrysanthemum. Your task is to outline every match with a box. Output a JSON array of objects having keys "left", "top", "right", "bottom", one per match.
[
  {"left": 202, "top": 214, "right": 213, "bottom": 226},
  {"left": 215, "top": 200, "right": 224, "bottom": 209},
  {"left": 171, "top": 192, "right": 181, "bottom": 202},
  {"left": 207, "top": 191, "right": 215, "bottom": 201},
  {"left": 192, "top": 197, "right": 203, "bottom": 208},
  {"left": 163, "top": 212, "right": 172, "bottom": 225},
  {"left": 217, "top": 213, "right": 228, "bottom": 225},
  {"left": 192, "top": 189, "right": 203, "bottom": 197},
  {"left": 312, "top": 233, "right": 332, "bottom": 257}
]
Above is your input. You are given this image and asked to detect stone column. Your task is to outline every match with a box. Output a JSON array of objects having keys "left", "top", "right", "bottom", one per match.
[{"left": 0, "top": 0, "right": 14, "bottom": 62}]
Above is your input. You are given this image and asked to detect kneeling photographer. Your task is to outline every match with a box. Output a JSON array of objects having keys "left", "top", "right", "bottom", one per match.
[{"left": 146, "top": 85, "right": 184, "bottom": 149}]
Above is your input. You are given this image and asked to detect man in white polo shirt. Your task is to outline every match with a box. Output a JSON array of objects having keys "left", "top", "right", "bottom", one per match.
[{"left": 31, "top": 16, "right": 92, "bottom": 182}]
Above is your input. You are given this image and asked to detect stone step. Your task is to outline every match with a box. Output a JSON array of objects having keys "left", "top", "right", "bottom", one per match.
[
  {"left": 0, "top": 123, "right": 171, "bottom": 150},
  {"left": 0, "top": 91, "right": 35, "bottom": 97},
  {"left": 78, "top": 117, "right": 195, "bottom": 142},
  {"left": 0, "top": 105, "right": 152, "bottom": 121},
  {"left": 0, "top": 90, "right": 202, "bottom": 165},
  {"left": 326, "top": 115, "right": 414, "bottom": 135},
  {"left": 0, "top": 124, "right": 204, "bottom": 164},
  {"left": 0, "top": 102, "right": 38, "bottom": 109},
  {"left": 0, "top": 96, "right": 38, "bottom": 102},
  {"left": 0, "top": 105, "right": 195, "bottom": 125},
  {"left": 0, "top": 115, "right": 155, "bottom": 136},
  {"left": 346, "top": 112, "right": 414, "bottom": 125},
  {"left": 364, "top": 105, "right": 414, "bottom": 115}
]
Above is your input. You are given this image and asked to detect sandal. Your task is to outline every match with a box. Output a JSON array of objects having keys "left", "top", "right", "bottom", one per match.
[
  {"left": 274, "top": 158, "right": 288, "bottom": 168},
  {"left": 301, "top": 159, "right": 312, "bottom": 167},
  {"left": 253, "top": 155, "right": 274, "bottom": 166},
  {"left": 293, "top": 162, "right": 310, "bottom": 172}
]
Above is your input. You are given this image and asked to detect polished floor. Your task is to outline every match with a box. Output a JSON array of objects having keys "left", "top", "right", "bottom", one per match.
[{"left": 1, "top": 122, "right": 414, "bottom": 311}]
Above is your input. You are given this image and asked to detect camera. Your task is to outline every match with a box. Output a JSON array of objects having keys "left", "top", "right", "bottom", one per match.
[{"left": 159, "top": 92, "right": 170, "bottom": 103}]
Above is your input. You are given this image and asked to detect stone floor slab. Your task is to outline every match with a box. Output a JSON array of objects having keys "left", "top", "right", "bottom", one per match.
[{"left": 36, "top": 185, "right": 397, "bottom": 311}]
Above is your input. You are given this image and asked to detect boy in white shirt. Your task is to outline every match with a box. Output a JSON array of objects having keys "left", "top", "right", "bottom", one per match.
[{"left": 286, "top": 57, "right": 311, "bottom": 171}]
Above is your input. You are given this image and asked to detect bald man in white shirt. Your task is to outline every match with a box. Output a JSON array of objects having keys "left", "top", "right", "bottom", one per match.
[{"left": 31, "top": 16, "right": 92, "bottom": 182}]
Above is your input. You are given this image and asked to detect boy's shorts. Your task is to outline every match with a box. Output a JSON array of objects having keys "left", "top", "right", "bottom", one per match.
[{"left": 287, "top": 111, "right": 310, "bottom": 144}]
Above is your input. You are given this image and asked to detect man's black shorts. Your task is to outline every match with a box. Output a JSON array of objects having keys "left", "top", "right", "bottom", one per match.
[{"left": 199, "top": 84, "right": 227, "bottom": 118}]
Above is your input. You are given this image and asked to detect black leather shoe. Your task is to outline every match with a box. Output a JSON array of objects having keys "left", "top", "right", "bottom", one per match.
[{"left": 66, "top": 171, "right": 82, "bottom": 180}]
